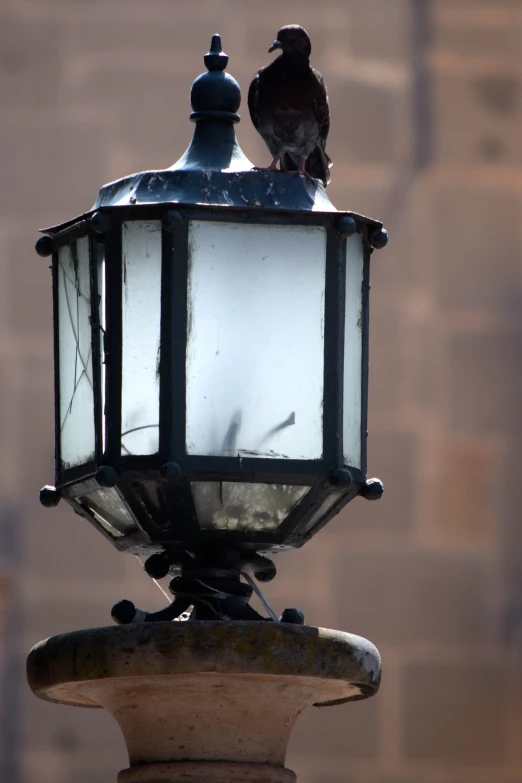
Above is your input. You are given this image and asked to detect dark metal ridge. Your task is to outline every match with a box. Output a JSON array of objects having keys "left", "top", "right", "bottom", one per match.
[
  {"left": 92, "top": 167, "right": 337, "bottom": 211},
  {"left": 41, "top": 202, "right": 382, "bottom": 237}
]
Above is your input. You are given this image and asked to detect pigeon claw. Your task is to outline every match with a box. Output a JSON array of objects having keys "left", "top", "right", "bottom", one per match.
[
  {"left": 295, "top": 154, "right": 317, "bottom": 184},
  {"left": 295, "top": 169, "right": 316, "bottom": 184},
  {"left": 252, "top": 155, "right": 281, "bottom": 174}
]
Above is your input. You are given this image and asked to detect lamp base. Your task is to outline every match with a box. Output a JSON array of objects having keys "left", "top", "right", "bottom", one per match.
[
  {"left": 117, "top": 761, "right": 296, "bottom": 783},
  {"left": 111, "top": 549, "right": 289, "bottom": 625},
  {"left": 27, "top": 622, "right": 381, "bottom": 782}
]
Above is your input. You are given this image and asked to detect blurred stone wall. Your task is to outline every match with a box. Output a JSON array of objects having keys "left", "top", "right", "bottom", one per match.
[{"left": 0, "top": 1, "right": 521, "bottom": 782}]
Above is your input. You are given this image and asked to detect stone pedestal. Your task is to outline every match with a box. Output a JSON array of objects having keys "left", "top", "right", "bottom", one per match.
[{"left": 27, "top": 622, "right": 381, "bottom": 783}]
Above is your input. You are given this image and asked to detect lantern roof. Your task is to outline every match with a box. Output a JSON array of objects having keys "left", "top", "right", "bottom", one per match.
[
  {"left": 94, "top": 34, "right": 337, "bottom": 213},
  {"left": 44, "top": 34, "right": 340, "bottom": 238}
]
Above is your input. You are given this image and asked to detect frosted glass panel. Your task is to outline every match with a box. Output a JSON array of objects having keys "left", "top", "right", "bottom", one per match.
[
  {"left": 186, "top": 221, "right": 326, "bottom": 459},
  {"left": 58, "top": 237, "right": 95, "bottom": 469},
  {"left": 81, "top": 488, "right": 137, "bottom": 537},
  {"left": 121, "top": 220, "right": 161, "bottom": 455},
  {"left": 303, "top": 491, "right": 344, "bottom": 534},
  {"left": 192, "top": 482, "right": 308, "bottom": 531},
  {"left": 343, "top": 234, "right": 364, "bottom": 468}
]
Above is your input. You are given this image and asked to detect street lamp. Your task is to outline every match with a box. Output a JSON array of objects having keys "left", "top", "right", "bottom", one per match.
[
  {"left": 29, "top": 35, "right": 388, "bottom": 783},
  {"left": 36, "top": 34, "right": 386, "bottom": 623}
]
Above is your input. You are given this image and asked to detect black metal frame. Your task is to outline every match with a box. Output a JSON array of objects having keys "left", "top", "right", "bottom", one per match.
[
  {"left": 45, "top": 202, "right": 378, "bottom": 555},
  {"left": 89, "top": 233, "right": 103, "bottom": 467},
  {"left": 104, "top": 218, "right": 123, "bottom": 470},
  {"left": 361, "top": 235, "right": 371, "bottom": 478}
]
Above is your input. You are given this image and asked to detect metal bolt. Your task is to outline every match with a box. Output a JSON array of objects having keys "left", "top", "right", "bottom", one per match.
[
  {"left": 39, "top": 485, "right": 61, "bottom": 507},
  {"left": 360, "top": 478, "right": 384, "bottom": 501},
  {"left": 95, "top": 465, "right": 118, "bottom": 488},
  {"left": 111, "top": 599, "right": 136, "bottom": 625},
  {"left": 330, "top": 468, "right": 353, "bottom": 487},
  {"left": 370, "top": 228, "right": 388, "bottom": 249},
  {"left": 338, "top": 216, "right": 357, "bottom": 238},
  {"left": 91, "top": 212, "right": 112, "bottom": 235},
  {"left": 160, "top": 461, "right": 182, "bottom": 483},
  {"left": 254, "top": 561, "right": 277, "bottom": 583},
  {"left": 144, "top": 553, "right": 171, "bottom": 580},
  {"left": 35, "top": 236, "right": 53, "bottom": 257},
  {"left": 162, "top": 210, "right": 183, "bottom": 233},
  {"left": 280, "top": 608, "right": 305, "bottom": 625}
]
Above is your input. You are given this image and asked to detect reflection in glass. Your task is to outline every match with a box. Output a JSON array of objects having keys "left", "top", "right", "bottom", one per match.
[
  {"left": 192, "top": 482, "right": 309, "bottom": 531},
  {"left": 58, "top": 237, "right": 95, "bottom": 469},
  {"left": 302, "top": 491, "right": 344, "bottom": 534},
  {"left": 121, "top": 220, "right": 161, "bottom": 455},
  {"left": 343, "top": 233, "right": 364, "bottom": 468},
  {"left": 81, "top": 487, "right": 137, "bottom": 538},
  {"left": 186, "top": 221, "right": 326, "bottom": 460},
  {"left": 131, "top": 480, "right": 170, "bottom": 529}
]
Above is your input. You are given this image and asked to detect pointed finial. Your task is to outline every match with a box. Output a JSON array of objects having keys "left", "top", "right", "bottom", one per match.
[
  {"left": 204, "top": 34, "right": 228, "bottom": 72},
  {"left": 190, "top": 34, "right": 240, "bottom": 120}
]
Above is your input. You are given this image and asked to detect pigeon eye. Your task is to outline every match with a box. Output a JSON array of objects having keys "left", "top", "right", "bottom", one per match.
[{"left": 289, "top": 33, "right": 296, "bottom": 39}]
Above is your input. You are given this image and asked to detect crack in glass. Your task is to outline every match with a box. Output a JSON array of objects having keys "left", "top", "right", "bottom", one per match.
[{"left": 60, "top": 246, "right": 93, "bottom": 431}]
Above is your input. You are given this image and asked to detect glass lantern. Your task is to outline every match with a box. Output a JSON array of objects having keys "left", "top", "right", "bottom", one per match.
[{"left": 36, "top": 36, "right": 387, "bottom": 604}]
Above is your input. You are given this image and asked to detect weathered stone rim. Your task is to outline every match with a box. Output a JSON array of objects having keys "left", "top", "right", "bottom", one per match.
[{"left": 27, "top": 621, "right": 381, "bottom": 708}]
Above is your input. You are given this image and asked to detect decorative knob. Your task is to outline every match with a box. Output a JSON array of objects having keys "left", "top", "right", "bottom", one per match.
[
  {"left": 204, "top": 34, "right": 229, "bottom": 72},
  {"left": 39, "top": 485, "right": 61, "bottom": 507},
  {"left": 330, "top": 468, "right": 353, "bottom": 487},
  {"left": 371, "top": 228, "right": 388, "bottom": 250},
  {"left": 190, "top": 34, "right": 241, "bottom": 121},
  {"left": 360, "top": 478, "right": 384, "bottom": 501},
  {"left": 96, "top": 465, "right": 118, "bottom": 488},
  {"left": 338, "top": 216, "right": 357, "bottom": 238},
  {"left": 35, "top": 236, "right": 53, "bottom": 257}
]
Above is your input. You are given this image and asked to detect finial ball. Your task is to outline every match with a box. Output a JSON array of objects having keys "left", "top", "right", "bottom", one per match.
[{"left": 189, "top": 34, "right": 241, "bottom": 116}]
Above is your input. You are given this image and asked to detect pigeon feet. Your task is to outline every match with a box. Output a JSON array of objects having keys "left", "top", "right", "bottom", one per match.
[
  {"left": 252, "top": 155, "right": 281, "bottom": 173},
  {"left": 295, "top": 169, "right": 316, "bottom": 184},
  {"left": 251, "top": 155, "right": 317, "bottom": 184},
  {"left": 252, "top": 165, "right": 282, "bottom": 173},
  {"left": 296, "top": 155, "right": 317, "bottom": 184}
]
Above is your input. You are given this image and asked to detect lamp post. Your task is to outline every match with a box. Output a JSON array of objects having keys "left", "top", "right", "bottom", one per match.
[{"left": 28, "top": 36, "right": 387, "bottom": 783}]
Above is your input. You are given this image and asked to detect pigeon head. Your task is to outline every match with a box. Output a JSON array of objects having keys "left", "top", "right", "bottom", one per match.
[{"left": 268, "top": 25, "right": 311, "bottom": 59}]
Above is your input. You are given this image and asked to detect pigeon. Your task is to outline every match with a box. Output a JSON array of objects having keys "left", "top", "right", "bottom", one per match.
[{"left": 248, "top": 24, "right": 332, "bottom": 186}]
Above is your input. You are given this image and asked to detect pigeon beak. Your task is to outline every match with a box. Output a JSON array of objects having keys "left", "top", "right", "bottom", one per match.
[{"left": 268, "top": 40, "right": 282, "bottom": 53}]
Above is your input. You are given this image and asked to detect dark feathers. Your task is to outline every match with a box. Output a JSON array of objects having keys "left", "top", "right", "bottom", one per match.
[{"left": 248, "top": 25, "right": 332, "bottom": 186}]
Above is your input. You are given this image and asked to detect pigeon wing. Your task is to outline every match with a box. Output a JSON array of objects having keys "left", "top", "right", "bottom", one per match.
[
  {"left": 248, "top": 69, "right": 263, "bottom": 132},
  {"left": 308, "top": 69, "right": 332, "bottom": 185},
  {"left": 312, "top": 69, "right": 330, "bottom": 147}
]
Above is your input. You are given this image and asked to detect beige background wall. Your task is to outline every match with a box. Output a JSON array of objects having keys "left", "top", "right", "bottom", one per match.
[{"left": 1, "top": 0, "right": 521, "bottom": 781}]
